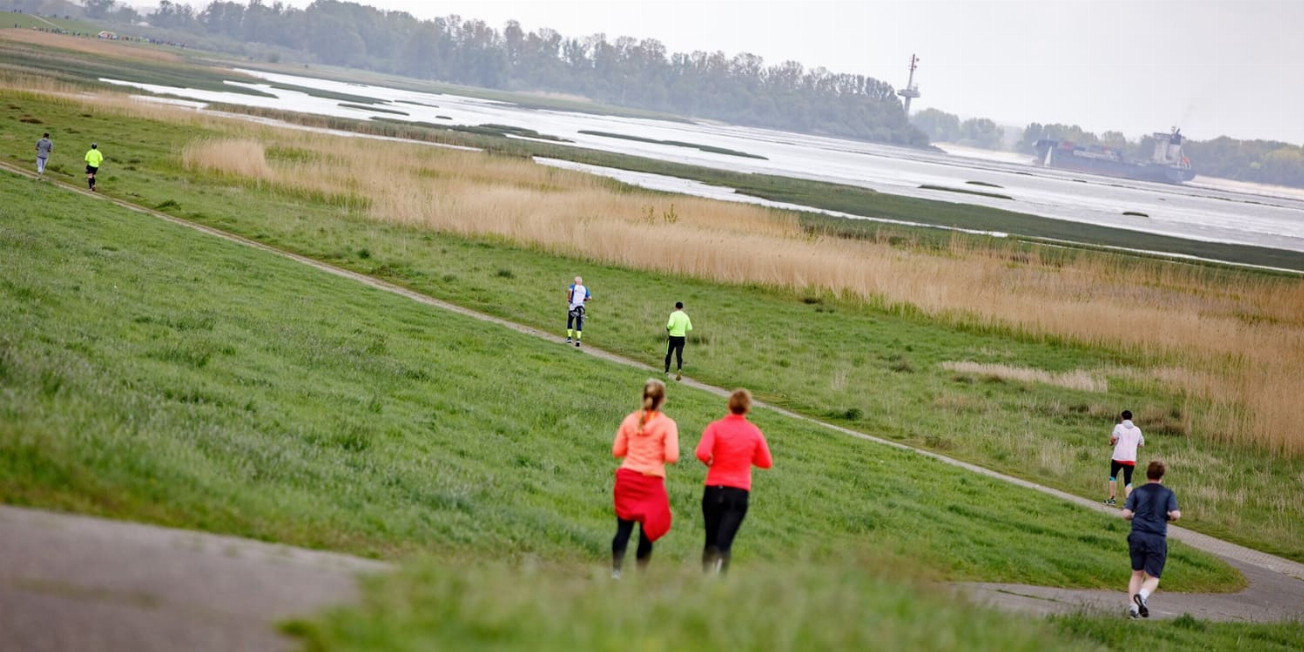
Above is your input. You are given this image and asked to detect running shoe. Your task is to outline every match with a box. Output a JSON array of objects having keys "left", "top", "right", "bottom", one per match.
[
  {"left": 1133, "top": 593, "right": 1149, "bottom": 618},
  {"left": 1104, "top": 498, "right": 1117, "bottom": 506},
  {"left": 575, "top": 341, "right": 581, "bottom": 348},
  {"left": 1128, "top": 608, "right": 1140, "bottom": 620},
  {"left": 675, "top": 372, "right": 682, "bottom": 381}
]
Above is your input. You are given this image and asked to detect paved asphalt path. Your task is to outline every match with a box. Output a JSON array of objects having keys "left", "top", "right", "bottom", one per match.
[
  {"left": 0, "top": 505, "right": 387, "bottom": 652},
  {"left": 2, "top": 161, "right": 1302, "bottom": 651}
]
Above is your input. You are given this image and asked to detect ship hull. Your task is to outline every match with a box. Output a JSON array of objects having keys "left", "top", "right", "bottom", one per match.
[{"left": 1035, "top": 143, "right": 1195, "bottom": 184}]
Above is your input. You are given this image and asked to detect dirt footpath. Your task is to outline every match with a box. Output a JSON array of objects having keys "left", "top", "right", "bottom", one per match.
[
  {"left": 958, "top": 556, "right": 1304, "bottom": 622},
  {"left": 0, "top": 506, "right": 386, "bottom": 652}
]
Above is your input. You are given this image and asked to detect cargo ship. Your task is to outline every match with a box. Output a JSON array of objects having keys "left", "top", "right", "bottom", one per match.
[{"left": 1033, "top": 128, "right": 1195, "bottom": 184}]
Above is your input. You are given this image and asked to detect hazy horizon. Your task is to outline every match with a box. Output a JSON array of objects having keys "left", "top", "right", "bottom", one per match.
[{"left": 127, "top": 0, "right": 1304, "bottom": 145}]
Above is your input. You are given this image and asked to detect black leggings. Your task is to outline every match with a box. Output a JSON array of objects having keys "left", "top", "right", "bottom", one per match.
[
  {"left": 612, "top": 518, "right": 653, "bottom": 570},
  {"left": 1111, "top": 460, "right": 1135, "bottom": 486},
  {"left": 701, "top": 485, "right": 749, "bottom": 572},
  {"left": 665, "top": 336, "right": 686, "bottom": 372}
]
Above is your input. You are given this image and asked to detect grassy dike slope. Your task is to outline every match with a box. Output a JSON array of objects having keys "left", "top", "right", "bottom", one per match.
[
  {"left": 2, "top": 88, "right": 1301, "bottom": 563},
  {"left": 2, "top": 166, "right": 1296, "bottom": 651},
  {"left": 0, "top": 165, "right": 1273, "bottom": 652},
  {"left": 0, "top": 171, "right": 1236, "bottom": 585}
]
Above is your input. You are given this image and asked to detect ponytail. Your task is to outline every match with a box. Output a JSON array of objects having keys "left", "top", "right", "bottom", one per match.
[{"left": 636, "top": 379, "right": 667, "bottom": 435}]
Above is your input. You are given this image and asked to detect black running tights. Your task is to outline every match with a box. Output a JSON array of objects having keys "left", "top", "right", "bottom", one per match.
[
  {"left": 701, "top": 485, "right": 750, "bottom": 572},
  {"left": 665, "top": 336, "right": 686, "bottom": 372},
  {"left": 612, "top": 518, "right": 653, "bottom": 570}
]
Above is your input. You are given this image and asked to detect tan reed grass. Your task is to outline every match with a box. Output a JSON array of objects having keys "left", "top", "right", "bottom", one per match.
[
  {"left": 181, "top": 139, "right": 271, "bottom": 181},
  {"left": 941, "top": 362, "right": 1108, "bottom": 393},
  {"left": 11, "top": 79, "right": 1297, "bottom": 457}
]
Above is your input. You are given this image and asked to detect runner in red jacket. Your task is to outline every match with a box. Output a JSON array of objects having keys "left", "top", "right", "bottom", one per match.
[{"left": 695, "top": 388, "right": 772, "bottom": 573}]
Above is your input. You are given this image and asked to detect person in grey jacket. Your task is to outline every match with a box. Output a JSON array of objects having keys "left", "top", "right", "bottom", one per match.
[{"left": 35, "top": 133, "right": 53, "bottom": 178}]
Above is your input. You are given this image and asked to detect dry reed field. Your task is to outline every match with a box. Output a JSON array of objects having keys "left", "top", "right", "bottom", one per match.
[
  {"left": 13, "top": 82, "right": 1304, "bottom": 458},
  {"left": 940, "top": 362, "right": 1108, "bottom": 393},
  {"left": 0, "top": 28, "right": 182, "bottom": 63},
  {"left": 178, "top": 133, "right": 1304, "bottom": 456}
]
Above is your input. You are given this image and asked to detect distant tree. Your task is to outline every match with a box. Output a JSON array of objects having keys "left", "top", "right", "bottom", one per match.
[
  {"left": 1182, "top": 137, "right": 1304, "bottom": 187},
  {"left": 959, "top": 117, "right": 1003, "bottom": 149},
  {"left": 82, "top": 0, "right": 116, "bottom": 19},
  {"left": 199, "top": 1, "right": 245, "bottom": 38},
  {"left": 149, "top": 0, "right": 197, "bottom": 29},
  {"left": 1259, "top": 147, "right": 1304, "bottom": 186},
  {"left": 112, "top": 3, "right": 137, "bottom": 22},
  {"left": 303, "top": 7, "right": 365, "bottom": 66},
  {"left": 1100, "top": 130, "right": 1127, "bottom": 148},
  {"left": 911, "top": 108, "right": 961, "bottom": 142},
  {"left": 1019, "top": 123, "right": 1099, "bottom": 152}
]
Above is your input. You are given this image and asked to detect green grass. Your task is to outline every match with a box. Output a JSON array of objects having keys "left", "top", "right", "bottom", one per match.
[
  {"left": 338, "top": 102, "right": 407, "bottom": 116},
  {"left": 268, "top": 82, "right": 384, "bottom": 105},
  {"left": 6, "top": 173, "right": 1279, "bottom": 649},
  {"left": 1, "top": 88, "right": 1300, "bottom": 564},
  {"left": 285, "top": 558, "right": 1304, "bottom": 651},
  {"left": 920, "top": 184, "right": 1014, "bottom": 200},
  {"left": 579, "top": 129, "right": 769, "bottom": 159},
  {"left": 0, "top": 169, "right": 1240, "bottom": 591},
  {"left": 285, "top": 558, "right": 1098, "bottom": 652},
  {"left": 1051, "top": 612, "right": 1304, "bottom": 651},
  {"left": 3, "top": 15, "right": 102, "bottom": 33},
  {"left": 368, "top": 117, "right": 570, "bottom": 141}
]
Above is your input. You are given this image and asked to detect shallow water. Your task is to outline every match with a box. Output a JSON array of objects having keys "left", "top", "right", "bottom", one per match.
[{"left": 103, "top": 70, "right": 1304, "bottom": 255}]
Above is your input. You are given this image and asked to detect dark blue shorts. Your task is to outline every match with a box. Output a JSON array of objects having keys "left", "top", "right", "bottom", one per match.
[{"left": 1128, "top": 531, "right": 1168, "bottom": 578}]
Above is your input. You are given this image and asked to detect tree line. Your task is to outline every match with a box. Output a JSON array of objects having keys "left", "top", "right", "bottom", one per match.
[
  {"left": 909, "top": 108, "right": 1004, "bottom": 149},
  {"left": 72, "top": 0, "right": 925, "bottom": 146}
]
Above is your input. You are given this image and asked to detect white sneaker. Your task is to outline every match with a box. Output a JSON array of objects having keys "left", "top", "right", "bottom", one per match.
[{"left": 611, "top": 569, "right": 621, "bottom": 580}]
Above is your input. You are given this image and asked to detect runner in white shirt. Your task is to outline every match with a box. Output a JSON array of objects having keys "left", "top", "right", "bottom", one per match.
[
  {"left": 565, "top": 276, "right": 591, "bottom": 347},
  {"left": 1105, "top": 409, "right": 1145, "bottom": 506}
]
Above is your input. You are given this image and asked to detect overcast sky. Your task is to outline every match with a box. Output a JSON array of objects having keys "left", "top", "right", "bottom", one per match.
[{"left": 267, "top": 0, "right": 1304, "bottom": 144}]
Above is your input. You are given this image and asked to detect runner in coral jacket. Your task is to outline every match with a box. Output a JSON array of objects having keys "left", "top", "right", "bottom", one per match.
[{"left": 610, "top": 378, "right": 679, "bottom": 578}]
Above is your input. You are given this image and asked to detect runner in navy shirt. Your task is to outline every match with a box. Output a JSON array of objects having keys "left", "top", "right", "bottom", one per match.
[{"left": 1122, "top": 460, "right": 1181, "bottom": 619}]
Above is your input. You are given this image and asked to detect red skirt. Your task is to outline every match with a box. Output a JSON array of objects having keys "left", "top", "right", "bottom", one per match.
[{"left": 613, "top": 468, "right": 673, "bottom": 542}]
